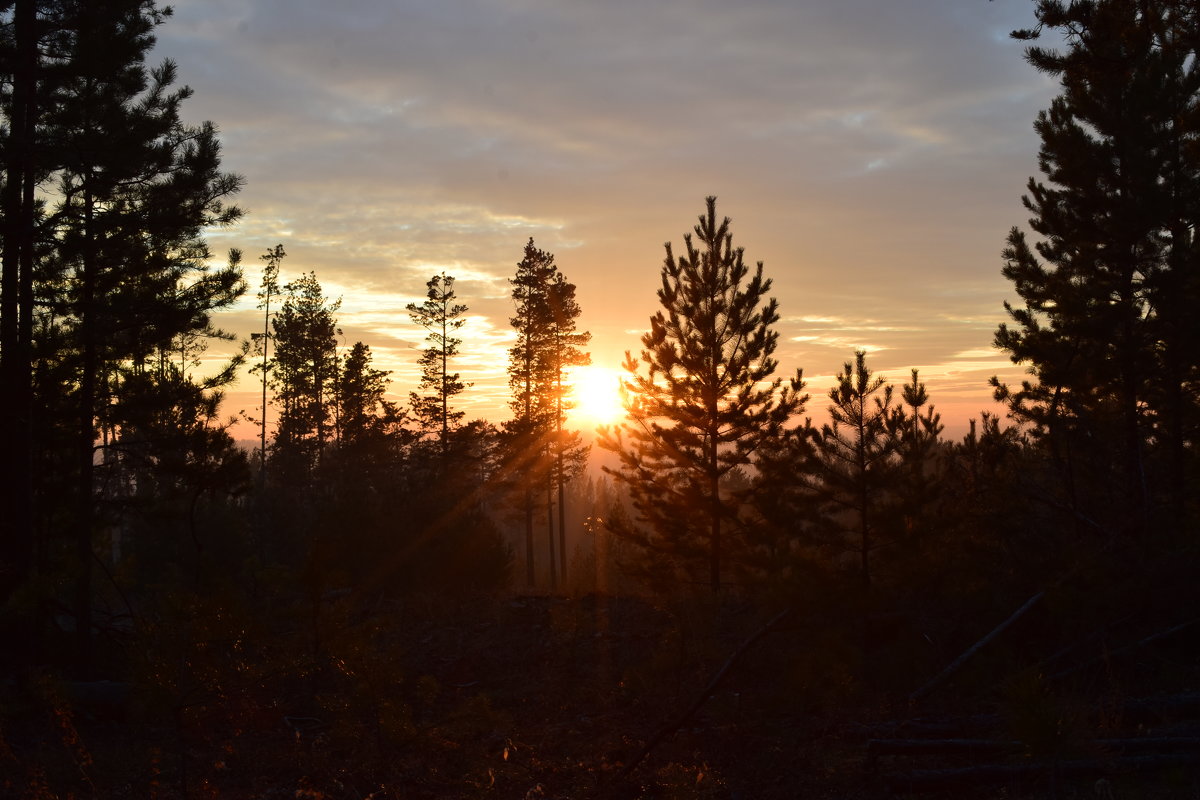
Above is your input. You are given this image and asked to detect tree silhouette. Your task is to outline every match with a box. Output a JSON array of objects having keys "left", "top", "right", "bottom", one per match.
[
  {"left": 11, "top": 0, "right": 246, "bottom": 671},
  {"left": 250, "top": 244, "right": 284, "bottom": 482},
  {"left": 543, "top": 262, "right": 591, "bottom": 583},
  {"left": 504, "top": 239, "right": 559, "bottom": 587},
  {"left": 0, "top": 0, "right": 37, "bottom": 612},
  {"left": 992, "top": 0, "right": 1200, "bottom": 536},
  {"left": 602, "top": 197, "right": 802, "bottom": 594},
  {"left": 407, "top": 271, "right": 470, "bottom": 454},
  {"left": 338, "top": 341, "right": 393, "bottom": 448},
  {"left": 269, "top": 272, "right": 340, "bottom": 487},
  {"left": 816, "top": 350, "right": 897, "bottom": 590},
  {"left": 889, "top": 368, "right": 944, "bottom": 550}
]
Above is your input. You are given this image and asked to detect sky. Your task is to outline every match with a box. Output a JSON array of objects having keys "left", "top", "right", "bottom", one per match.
[{"left": 154, "top": 0, "right": 1059, "bottom": 440}]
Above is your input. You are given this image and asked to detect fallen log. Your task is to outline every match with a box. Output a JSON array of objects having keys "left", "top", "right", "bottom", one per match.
[
  {"left": 886, "top": 753, "right": 1200, "bottom": 793},
  {"left": 617, "top": 607, "right": 792, "bottom": 780},
  {"left": 1049, "top": 618, "right": 1200, "bottom": 682},
  {"left": 868, "top": 738, "right": 1021, "bottom": 766},
  {"left": 871, "top": 693, "right": 1200, "bottom": 740},
  {"left": 1121, "top": 694, "right": 1200, "bottom": 726},
  {"left": 856, "top": 713, "right": 1003, "bottom": 739},
  {"left": 909, "top": 592, "right": 1044, "bottom": 704},
  {"left": 869, "top": 736, "right": 1200, "bottom": 766},
  {"left": 1096, "top": 737, "right": 1200, "bottom": 755}
]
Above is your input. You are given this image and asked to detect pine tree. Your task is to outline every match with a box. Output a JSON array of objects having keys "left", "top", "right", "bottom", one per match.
[
  {"left": 10, "top": 0, "right": 246, "bottom": 671},
  {"left": 269, "top": 272, "right": 340, "bottom": 486},
  {"left": 500, "top": 240, "right": 591, "bottom": 590},
  {"left": 250, "top": 244, "right": 284, "bottom": 482},
  {"left": 543, "top": 263, "right": 591, "bottom": 583},
  {"left": 815, "top": 350, "right": 897, "bottom": 590},
  {"left": 339, "top": 341, "right": 392, "bottom": 447},
  {"left": 601, "top": 197, "right": 803, "bottom": 593},
  {"left": 0, "top": 0, "right": 38, "bottom": 610},
  {"left": 992, "top": 0, "right": 1200, "bottom": 535},
  {"left": 504, "top": 239, "right": 558, "bottom": 587},
  {"left": 406, "top": 271, "right": 469, "bottom": 453},
  {"left": 889, "top": 368, "right": 944, "bottom": 548}
]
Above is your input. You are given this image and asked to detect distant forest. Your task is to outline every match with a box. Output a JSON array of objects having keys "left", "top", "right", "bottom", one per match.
[{"left": 2, "top": 2, "right": 1199, "bottom": 798}]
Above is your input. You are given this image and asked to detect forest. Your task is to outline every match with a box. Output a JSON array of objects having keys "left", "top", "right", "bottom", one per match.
[{"left": 1, "top": 1, "right": 1199, "bottom": 798}]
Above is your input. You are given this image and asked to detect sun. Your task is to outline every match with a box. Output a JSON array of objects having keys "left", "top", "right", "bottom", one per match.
[{"left": 568, "top": 365, "right": 628, "bottom": 428}]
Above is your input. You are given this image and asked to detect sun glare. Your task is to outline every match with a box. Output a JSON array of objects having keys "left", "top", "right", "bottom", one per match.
[{"left": 569, "top": 365, "right": 628, "bottom": 428}]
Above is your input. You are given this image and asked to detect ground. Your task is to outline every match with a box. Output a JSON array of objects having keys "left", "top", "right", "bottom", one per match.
[{"left": 3, "top": 592, "right": 1198, "bottom": 799}]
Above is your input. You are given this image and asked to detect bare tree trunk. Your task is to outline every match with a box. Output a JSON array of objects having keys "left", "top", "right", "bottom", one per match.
[
  {"left": 710, "top": 471, "right": 720, "bottom": 594},
  {"left": 546, "top": 462, "right": 557, "bottom": 591},
  {"left": 76, "top": 180, "right": 97, "bottom": 676},
  {"left": 525, "top": 487, "right": 535, "bottom": 587},
  {"left": 556, "top": 385, "right": 567, "bottom": 582},
  {"left": 557, "top": 445, "right": 567, "bottom": 584},
  {"left": 0, "top": 0, "right": 36, "bottom": 613}
]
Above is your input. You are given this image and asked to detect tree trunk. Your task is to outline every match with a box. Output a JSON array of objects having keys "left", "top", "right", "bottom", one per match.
[
  {"left": 556, "top": 381, "right": 567, "bottom": 582},
  {"left": 525, "top": 486, "right": 535, "bottom": 587},
  {"left": 557, "top": 439, "right": 567, "bottom": 584},
  {"left": 0, "top": 0, "right": 36, "bottom": 613},
  {"left": 709, "top": 437, "right": 720, "bottom": 595},
  {"left": 546, "top": 464, "right": 557, "bottom": 591},
  {"left": 76, "top": 182, "right": 97, "bottom": 676}
]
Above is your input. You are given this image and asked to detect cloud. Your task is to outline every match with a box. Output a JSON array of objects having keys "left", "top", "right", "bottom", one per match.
[{"left": 158, "top": 0, "right": 1052, "bottom": 436}]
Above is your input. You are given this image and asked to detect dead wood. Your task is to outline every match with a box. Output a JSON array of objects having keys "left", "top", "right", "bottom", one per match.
[
  {"left": 866, "top": 693, "right": 1200, "bottom": 747},
  {"left": 869, "top": 736, "right": 1200, "bottom": 766},
  {"left": 867, "top": 738, "right": 1021, "bottom": 766},
  {"left": 617, "top": 607, "right": 792, "bottom": 780},
  {"left": 908, "top": 591, "right": 1044, "bottom": 704},
  {"left": 1120, "top": 693, "right": 1200, "bottom": 725},
  {"left": 856, "top": 713, "right": 1003, "bottom": 739},
  {"left": 1096, "top": 737, "right": 1200, "bottom": 754},
  {"left": 1048, "top": 617, "right": 1200, "bottom": 682},
  {"left": 885, "top": 753, "right": 1200, "bottom": 793}
]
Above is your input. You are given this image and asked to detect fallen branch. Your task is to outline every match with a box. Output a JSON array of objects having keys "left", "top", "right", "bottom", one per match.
[
  {"left": 1049, "top": 617, "right": 1200, "bottom": 682},
  {"left": 867, "top": 738, "right": 1021, "bottom": 767},
  {"left": 869, "top": 736, "right": 1200, "bottom": 767},
  {"left": 1033, "top": 612, "right": 1136, "bottom": 675},
  {"left": 866, "top": 693, "right": 1200, "bottom": 742},
  {"left": 856, "top": 713, "right": 1003, "bottom": 739},
  {"left": 886, "top": 753, "right": 1200, "bottom": 793},
  {"left": 1119, "top": 693, "right": 1200, "bottom": 726},
  {"left": 909, "top": 592, "right": 1044, "bottom": 704},
  {"left": 618, "top": 607, "right": 792, "bottom": 780}
]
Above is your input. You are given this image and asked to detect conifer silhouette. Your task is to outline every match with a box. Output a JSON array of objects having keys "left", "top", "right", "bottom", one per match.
[{"left": 602, "top": 197, "right": 802, "bottom": 593}]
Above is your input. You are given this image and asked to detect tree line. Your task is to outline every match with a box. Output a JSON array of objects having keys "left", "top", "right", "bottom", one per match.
[
  {"left": 239, "top": 237, "right": 592, "bottom": 601},
  {"left": 0, "top": 0, "right": 1197, "bottom": 697}
]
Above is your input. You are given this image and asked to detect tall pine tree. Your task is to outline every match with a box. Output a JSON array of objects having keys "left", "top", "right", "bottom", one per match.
[
  {"left": 269, "top": 272, "right": 340, "bottom": 487},
  {"left": 992, "top": 0, "right": 1200, "bottom": 536},
  {"left": 0, "top": 0, "right": 246, "bottom": 671},
  {"left": 250, "top": 244, "right": 284, "bottom": 482},
  {"left": 406, "top": 271, "right": 469, "bottom": 453},
  {"left": 816, "top": 351, "right": 897, "bottom": 590},
  {"left": 601, "top": 197, "right": 803, "bottom": 594},
  {"left": 504, "top": 239, "right": 558, "bottom": 587},
  {"left": 542, "top": 262, "right": 591, "bottom": 584}
]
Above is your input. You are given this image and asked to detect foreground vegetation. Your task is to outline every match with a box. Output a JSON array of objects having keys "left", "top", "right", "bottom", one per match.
[{"left": 4, "top": 565, "right": 1199, "bottom": 798}]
